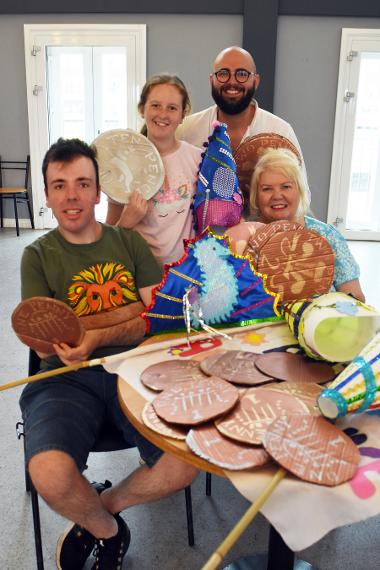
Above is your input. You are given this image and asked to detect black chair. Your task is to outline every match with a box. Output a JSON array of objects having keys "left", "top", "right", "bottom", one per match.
[
  {"left": 0, "top": 155, "right": 34, "bottom": 236},
  {"left": 17, "top": 350, "right": 211, "bottom": 570}
]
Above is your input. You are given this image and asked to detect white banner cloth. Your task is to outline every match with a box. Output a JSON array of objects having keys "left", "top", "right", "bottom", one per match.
[{"left": 104, "top": 323, "right": 380, "bottom": 551}]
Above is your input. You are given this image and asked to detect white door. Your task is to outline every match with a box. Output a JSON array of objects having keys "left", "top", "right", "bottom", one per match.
[
  {"left": 24, "top": 24, "right": 146, "bottom": 229},
  {"left": 328, "top": 29, "right": 380, "bottom": 241}
]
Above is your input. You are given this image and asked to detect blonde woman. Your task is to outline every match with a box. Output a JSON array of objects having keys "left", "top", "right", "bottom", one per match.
[{"left": 249, "top": 148, "right": 364, "bottom": 301}]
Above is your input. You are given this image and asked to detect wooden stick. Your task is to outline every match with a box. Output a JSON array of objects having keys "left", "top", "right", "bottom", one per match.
[
  {"left": 0, "top": 330, "right": 220, "bottom": 391},
  {"left": 0, "top": 358, "right": 106, "bottom": 392},
  {"left": 2, "top": 322, "right": 280, "bottom": 393},
  {"left": 201, "top": 467, "right": 287, "bottom": 570}
]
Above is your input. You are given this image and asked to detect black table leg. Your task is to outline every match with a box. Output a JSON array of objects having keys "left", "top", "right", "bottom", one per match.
[{"left": 267, "top": 525, "right": 294, "bottom": 570}]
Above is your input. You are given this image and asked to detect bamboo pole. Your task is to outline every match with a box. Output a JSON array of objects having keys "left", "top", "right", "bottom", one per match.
[
  {"left": 201, "top": 467, "right": 287, "bottom": 570},
  {"left": 2, "top": 322, "right": 280, "bottom": 393}
]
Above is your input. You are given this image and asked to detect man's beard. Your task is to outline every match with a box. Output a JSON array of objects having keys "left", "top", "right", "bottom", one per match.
[{"left": 212, "top": 85, "right": 255, "bottom": 115}]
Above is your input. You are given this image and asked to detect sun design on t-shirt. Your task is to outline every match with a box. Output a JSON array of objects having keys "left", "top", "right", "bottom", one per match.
[{"left": 67, "top": 262, "right": 138, "bottom": 316}]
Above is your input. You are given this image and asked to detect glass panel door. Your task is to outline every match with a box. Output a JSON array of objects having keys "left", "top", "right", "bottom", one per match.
[
  {"left": 328, "top": 30, "right": 380, "bottom": 240},
  {"left": 24, "top": 24, "right": 146, "bottom": 229},
  {"left": 46, "top": 46, "right": 128, "bottom": 221},
  {"left": 345, "top": 52, "right": 380, "bottom": 232}
]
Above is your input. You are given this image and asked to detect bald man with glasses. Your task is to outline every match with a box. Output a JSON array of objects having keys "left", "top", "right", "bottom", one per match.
[{"left": 177, "top": 46, "right": 304, "bottom": 176}]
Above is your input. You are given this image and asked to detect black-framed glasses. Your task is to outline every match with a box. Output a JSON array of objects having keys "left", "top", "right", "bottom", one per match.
[{"left": 212, "top": 68, "right": 257, "bottom": 84}]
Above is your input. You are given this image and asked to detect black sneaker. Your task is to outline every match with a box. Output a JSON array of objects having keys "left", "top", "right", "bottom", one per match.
[
  {"left": 91, "top": 515, "right": 130, "bottom": 570},
  {"left": 56, "top": 480, "right": 112, "bottom": 570}
]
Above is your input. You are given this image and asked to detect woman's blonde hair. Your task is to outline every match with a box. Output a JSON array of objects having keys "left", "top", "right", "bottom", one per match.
[
  {"left": 249, "top": 148, "right": 311, "bottom": 219},
  {"left": 138, "top": 74, "right": 192, "bottom": 136}
]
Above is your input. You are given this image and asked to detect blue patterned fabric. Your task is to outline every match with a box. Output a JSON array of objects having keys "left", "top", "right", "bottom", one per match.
[
  {"left": 194, "top": 121, "right": 243, "bottom": 232},
  {"left": 144, "top": 229, "right": 280, "bottom": 334},
  {"left": 304, "top": 216, "right": 360, "bottom": 288}
]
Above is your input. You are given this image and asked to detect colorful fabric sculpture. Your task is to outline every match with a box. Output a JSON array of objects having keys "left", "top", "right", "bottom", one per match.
[
  {"left": 282, "top": 292, "right": 380, "bottom": 363},
  {"left": 194, "top": 121, "right": 243, "bottom": 232},
  {"left": 143, "top": 229, "right": 281, "bottom": 334},
  {"left": 318, "top": 331, "right": 380, "bottom": 419}
]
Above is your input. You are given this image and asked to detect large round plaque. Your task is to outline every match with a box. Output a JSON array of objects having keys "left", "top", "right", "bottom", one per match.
[
  {"left": 92, "top": 129, "right": 164, "bottom": 204},
  {"left": 234, "top": 132, "right": 302, "bottom": 211},
  {"left": 12, "top": 297, "right": 84, "bottom": 353}
]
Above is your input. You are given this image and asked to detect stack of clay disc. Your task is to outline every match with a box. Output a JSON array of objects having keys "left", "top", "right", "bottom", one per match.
[
  {"left": 263, "top": 413, "right": 360, "bottom": 485},
  {"left": 92, "top": 129, "right": 164, "bottom": 205},
  {"left": 186, "top": 424, "right": 270, "bottom": 470},
  {"left": 215, "top": 386, "right": 309, "bottom": 445},
  {"left": 11, "top": 297, "right": 84, "bottom": 353},
  {"left": 244, "top": 220, "right": 335, "bottom": 302},
  {"left": 233, "top": 133, "right": 302, "bottom": 212},
  {"left": 141, "top": 402, "right": 188, "bottom": 440},
  {"left": 200, "top": 350, "right": 274, "bottom": 386},
  {"left": 263, "top": 381, "right": 322, "bottom": 415},
  {"left": 152, "top": 376, "right": 239, "bottom": 425},
  {"left": 141, "top": 360, "right": 208, "bottom": 391},
  {"left": 254, "top": 352, "right": 335, "bottom": 385}
]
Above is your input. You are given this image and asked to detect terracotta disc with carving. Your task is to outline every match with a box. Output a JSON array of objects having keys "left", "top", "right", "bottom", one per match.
[
  {"left": 11, "top": 296, "right": 84, "bottom": 353},
  {"left": 255, "top": 352, "right": 335, "bottom": 384},
  {"left": 264, "top": 381, "right": 322, "bottom": 414},
  {"left": 152, "top": 376, "right": 239, "bottom": 425},
  {"left": 244, "top": 221, "right": 335, "bottom": 303},
  {"left": 141, "top": 403, "right": 188, "bottom": 440},
  {"left": 233, "top": 133, "right": 302, "bottom": 212},
  {"left": 141, "top": 360, "right": 207, "bottom": 391},
  {"left": 215, "top": 387, "right": 309, "bottom": 445},
  {"left": 200, "top": 350, "right": 274, "bottom": 386},
  {"left": 263, "top": 413, "right": 360, "bottom": 486},
  {"left": 186, "top": 424, "right": 270, "bottom": 471}
]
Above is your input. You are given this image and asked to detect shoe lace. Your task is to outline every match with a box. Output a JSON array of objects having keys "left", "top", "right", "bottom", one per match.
[{"left": 92, "top": 537, "right": 124, "bottom": 569}]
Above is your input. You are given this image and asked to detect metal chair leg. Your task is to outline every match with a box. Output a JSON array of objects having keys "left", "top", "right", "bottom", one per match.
[
  {"left": 16, "top": 421, "right": 44, "bottom": 567},
  {"left": 206, "top": 472, "right": 212, "bottom": 496},
  {"left": 267, "top": 524, "right": 294, "bottom": 570},
  {"left": 13, "top": 194, "right": 19, "bottom": 236},
  {"left": 16, "top": 421, "right": 30, "bottom": 492},
  {"left": 30, "top": 482, "right": 44, "bottom": 570},
  {"left": 184, "top": 485, "right": 194, "bottom": 547},
  {"left": 26, "top": 196, "right": 34, "bottom": 229}
]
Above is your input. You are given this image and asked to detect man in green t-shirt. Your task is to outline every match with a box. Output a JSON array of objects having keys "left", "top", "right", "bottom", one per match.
[{"left": 19, "top": 138, "right": 197, "bottom": 570}]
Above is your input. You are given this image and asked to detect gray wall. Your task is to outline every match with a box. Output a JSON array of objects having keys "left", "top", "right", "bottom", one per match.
[
  {"left": 275, "top": 16, "right": 380, "bottom": 220},
  {"left": 0, "top": 13, "right": 241, "bottom": 158},
  {"left": 1, "top": 13, "right": 380, "bottom": 222},
  {"left": 0, "top": 13, "right": 241, "bottom": 219}
]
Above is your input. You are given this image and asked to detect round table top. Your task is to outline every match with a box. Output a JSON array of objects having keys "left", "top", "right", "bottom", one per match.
[
  {"left": 117, "top": 333, "right": 225, "bottom": 477},
  {"left": 118, "top": 378, "right": 225, "bottom": 477}
]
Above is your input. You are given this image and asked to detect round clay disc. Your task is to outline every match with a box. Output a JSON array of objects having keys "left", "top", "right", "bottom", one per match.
[
  {"left": 152, "top": 376, "right": 239, "bottom": 426},
  {"left": 264, "top": 382, "right": 322, "bottom": 415},
  {"left": 92, "top": 129, "right": 164, "bottom": 204},
  {"left": 141, "top": 403, "right": 188, "bottom": 440},
  {"left": 11, "top": 296, "right": 84, "bottom": 353},
  {"left": 233, "top": 133, "right": 302, "bottom": 213},
  {"left": 141, "top": 360, "right": 207, "bottom": 391},
  {"left": 244, "top": 221, "right": 335, "bottom": 303},
  {"left": 255, "top": 352, "right": 335, "bottom": 384},
  {"left": 200, "top": 350, "right": 274, "bottom": 386},
  {"left": 263, "top": 413, "right": 360, "bottom": 486},
  {"left": 215, "top": 387, "right": 309, "bottom": 445},
  {"left": 186, "top": 424, "right": 270, "bottom": 471}
]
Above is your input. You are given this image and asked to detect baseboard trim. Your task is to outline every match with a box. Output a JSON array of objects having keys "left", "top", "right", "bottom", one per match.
[{"left": 0, "top": 218, "right": 35, "bottom": 229}]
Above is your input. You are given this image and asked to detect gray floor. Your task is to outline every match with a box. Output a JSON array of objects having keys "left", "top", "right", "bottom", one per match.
[{"left": 1, "top": 227, "right": 380, "bottom": 570}]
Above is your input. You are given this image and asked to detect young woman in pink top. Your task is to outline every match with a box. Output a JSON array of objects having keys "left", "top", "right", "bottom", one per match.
[{"left": 106, "top": 74, "right": 202, "bottom": 266}]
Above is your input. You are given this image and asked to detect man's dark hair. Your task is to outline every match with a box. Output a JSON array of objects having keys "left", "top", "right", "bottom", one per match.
[{"left": 42, "top": 137, "right": 100, "bottom": 190}]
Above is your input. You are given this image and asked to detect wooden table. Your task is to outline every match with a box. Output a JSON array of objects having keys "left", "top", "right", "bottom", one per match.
[
  {"left": 116, "top": 334, "right": 310, "bottom": 570},
  {"left": 117, "top": 377, "right": 224, "bottom": 478}
]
